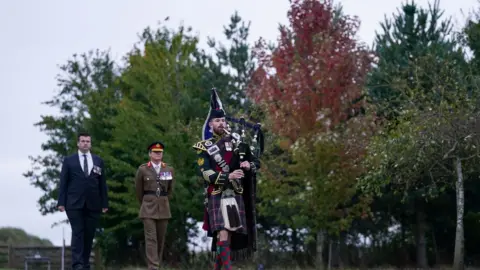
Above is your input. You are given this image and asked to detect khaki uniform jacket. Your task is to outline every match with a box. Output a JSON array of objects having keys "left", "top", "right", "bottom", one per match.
[{"left": 135, "top": 161, "right": 175, "bottom": 219}]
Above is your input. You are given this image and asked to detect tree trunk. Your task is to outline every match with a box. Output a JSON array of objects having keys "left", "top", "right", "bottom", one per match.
[
  {"left": 328, "top": 240, "right": 332, "bottom": 270},
  {"left": 292, "top": 229, "right": 301, "bottom": 266},
  {"left": 400, "top": 214, "right": 409, "bottom": 266},
  {"left": 338, "top": 233, "right": 346, "bottom": 268},
  {"left": 292, "top": 228, "right": 298, "bottom": 254},
  {"left": 316, "top": 230, "right": 325, "bottom": 270},
  {"left": 415, "top": 200, "right": 428, "bottom": 268},
  {"left": 453, "top": 156, "right": 465, "bottom": 270},
  {"left": 431, "top": 230, "right": 440, "bottom": 266}
]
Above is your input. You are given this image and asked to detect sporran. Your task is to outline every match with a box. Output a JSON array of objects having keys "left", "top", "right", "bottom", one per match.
[{"left": 220, "top": 189, "right": 242, "bottom": 231}]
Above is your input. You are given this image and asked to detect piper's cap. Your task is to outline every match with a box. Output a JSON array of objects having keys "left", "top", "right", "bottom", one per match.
[
  {"left": 148, "top": 141, "right": 164, "bottom": 152},
  {"left": 209, "top": 108, "right": 225, "bottom": 120}
]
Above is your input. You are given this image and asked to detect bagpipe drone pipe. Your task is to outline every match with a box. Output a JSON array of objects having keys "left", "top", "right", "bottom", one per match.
[{"left": 221, "top": 116, "right": 264, "bottom": 247}]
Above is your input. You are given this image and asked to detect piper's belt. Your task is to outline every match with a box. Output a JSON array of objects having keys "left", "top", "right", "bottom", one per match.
[{"left": 144, "top": 190, "right": 168, "bottom": 196}]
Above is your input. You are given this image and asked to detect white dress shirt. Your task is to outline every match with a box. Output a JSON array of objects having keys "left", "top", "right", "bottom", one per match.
[
  {"left": 78, "top": 150, "right": 93, "bottom": 175},
  {"left": 152, "top": 162, "right": 161, "bottom": 174}
]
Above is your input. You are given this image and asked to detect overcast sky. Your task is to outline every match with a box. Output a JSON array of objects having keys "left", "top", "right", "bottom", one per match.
[{"left": 0, "top": 0, "right": 476, "bottom": 248}]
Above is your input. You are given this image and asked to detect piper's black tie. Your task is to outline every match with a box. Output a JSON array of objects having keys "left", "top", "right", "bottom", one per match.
[{"left": 83, "top": 154, "right": 89, "bottom": 177}]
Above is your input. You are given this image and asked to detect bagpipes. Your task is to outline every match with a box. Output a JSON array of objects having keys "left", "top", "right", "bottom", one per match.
[
  {"left": 203, "top": 88, "right": 265, "bottom": 232},
  {"left": 224, "top": 116, "right": 265, "bottom": 160},
  {"left": 221, "top": 116, "right": 264, "bottom": 230}
]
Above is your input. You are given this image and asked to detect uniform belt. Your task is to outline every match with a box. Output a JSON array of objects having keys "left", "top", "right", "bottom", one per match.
[{"left": 144, "top": 190, "right": 168, "bottom": 196}]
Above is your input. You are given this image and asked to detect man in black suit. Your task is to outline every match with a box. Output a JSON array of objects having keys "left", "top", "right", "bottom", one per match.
[{"left": 57, "top": 132, "right": 109, "bottom": 270}]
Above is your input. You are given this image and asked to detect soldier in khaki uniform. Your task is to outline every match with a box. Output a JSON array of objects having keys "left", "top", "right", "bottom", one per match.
[{"left": 135, "top": 141, "right": 175, "bottom": 270}]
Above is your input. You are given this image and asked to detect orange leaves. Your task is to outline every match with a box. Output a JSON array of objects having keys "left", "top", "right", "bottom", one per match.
[
  {"left": 249, "top": 1, "right": 376, "bottom": 232},
  {"left": 248, "top": 0, "right": 373, "bottom": 141}
]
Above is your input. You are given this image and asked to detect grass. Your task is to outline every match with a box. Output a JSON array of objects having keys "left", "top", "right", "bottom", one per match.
[
  {"left": 116, "top": 264, "right": 318, "bottom": 270},
  {"left": 117, "top": 267, "right": 480, "bottom": 270},
  {"left": 118, "top": 265, "right": 316, "bottom": 270}
]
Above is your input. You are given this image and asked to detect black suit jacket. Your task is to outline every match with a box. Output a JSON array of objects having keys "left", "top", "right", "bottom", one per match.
[{"left": 57, "top": 153, "right": 109, "bottom": 211}]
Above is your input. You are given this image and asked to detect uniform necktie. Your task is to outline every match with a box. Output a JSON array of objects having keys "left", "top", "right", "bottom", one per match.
[{"left": 83, "top": 154, "right": 89, "bottom": 177}]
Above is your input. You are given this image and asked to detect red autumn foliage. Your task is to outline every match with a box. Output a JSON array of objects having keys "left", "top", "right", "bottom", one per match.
[{"left": 247, "top": 0, "right": 374, "bottom": 142}]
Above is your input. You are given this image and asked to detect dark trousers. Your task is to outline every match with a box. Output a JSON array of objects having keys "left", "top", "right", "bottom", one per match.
[{"left": 66, "top": 207, "right": 101, "bottom": 269}]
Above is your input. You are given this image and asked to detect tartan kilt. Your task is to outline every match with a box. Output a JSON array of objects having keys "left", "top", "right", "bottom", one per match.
[{"left": 208, "top": 192, "right": 247, "bottom": 234}]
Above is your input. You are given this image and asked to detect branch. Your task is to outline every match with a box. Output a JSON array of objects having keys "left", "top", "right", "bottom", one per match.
[
  {"left": 461, "top": 133, "right": 474, "bottom": 141},
  {"left": 459, "top": 146, "right": 480, "bottom": 161},
  {"left": 442, "top": 141, "right": 458, "bottom": 159},
  {"left": 460, "top": 153, "right": 479, "bottom": 161},
  {"left": 430, "top": 159, "right": 451, "bottom": 174}
]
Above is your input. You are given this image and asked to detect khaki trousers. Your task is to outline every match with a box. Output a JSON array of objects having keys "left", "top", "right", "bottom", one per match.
[{"left": 143, "top": 218, "right": 168, "bottom": 269}]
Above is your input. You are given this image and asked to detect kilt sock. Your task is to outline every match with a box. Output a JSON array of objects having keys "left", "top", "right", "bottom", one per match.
[
  {"left": 214, "top": 241, "right": 222, "bottom": 270},
  {"left": 213, "top": 240, "right": 231, "bottom": 270},
  {"left": 222, "top": 243, "right": 231, "bottom": 270}
]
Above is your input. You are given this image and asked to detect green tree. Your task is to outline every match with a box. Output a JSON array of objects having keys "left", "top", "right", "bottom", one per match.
[
  {"left": 367, "top": 0, "right": 460, "bottom": 119},
  {"left": 98, "top": 24, "right": 206, "bottom": 265},
  {"left": 97, "top": 12, "right": 260, "bottom": 265},
  {"left": 23, "top": 50, "right": 119, "bottom": 218},
  {"left": 248, "top": 0, "right": 375, "bottom": 267},
  {"left": 0, "top": 227, "right": 53, "bottom": 246},
  {"left": 463, "top": 6, "right": 480, "bottom": 72},
  {"left": 196, "top": 11, "right": 256, "bottom": 115},
  {"left": 25, "top": 11, "right": 259, "bottom": 267},
  {"left": 361, "top": 49, "right": 476, "bottom": 270},
  {"left": 363, "top": 1, "right": 465, "bottom": 267}
]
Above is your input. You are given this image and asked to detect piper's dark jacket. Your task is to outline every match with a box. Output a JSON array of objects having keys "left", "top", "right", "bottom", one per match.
[{"left": 193, "top": 133, "right": 261, "bottom": 260}]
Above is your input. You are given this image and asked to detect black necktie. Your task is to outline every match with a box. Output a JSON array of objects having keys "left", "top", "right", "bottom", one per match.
[{"left": 83, "top": 154, "right": 89, "bottom": 177}]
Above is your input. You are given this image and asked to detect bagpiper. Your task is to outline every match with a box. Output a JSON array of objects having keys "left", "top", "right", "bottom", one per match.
[{"left": 193, "top": 88, "right": 262, "bottom": 270}]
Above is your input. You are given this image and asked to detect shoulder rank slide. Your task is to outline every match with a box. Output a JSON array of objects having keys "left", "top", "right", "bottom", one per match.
[{"left": 192, "top": 138, "right": 214, "bottom": 152}]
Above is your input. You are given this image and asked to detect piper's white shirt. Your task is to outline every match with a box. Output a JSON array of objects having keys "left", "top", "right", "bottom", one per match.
[{"left": 78, "top": 150, "right": 93, "bottom": 175}]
